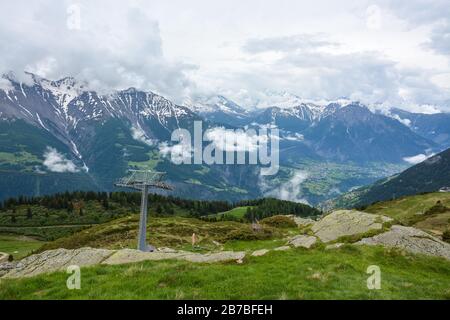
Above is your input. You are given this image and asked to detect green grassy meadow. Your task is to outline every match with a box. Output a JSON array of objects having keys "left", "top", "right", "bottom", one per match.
[
  {"left": 363, "top": 192, "right": 450, "bottom": 237},
  {"left": 0, "top": 245, "right": 449, "bottom": 300},
  {"left": 0, "top": 235, "right": 44, "bottom": 260}
]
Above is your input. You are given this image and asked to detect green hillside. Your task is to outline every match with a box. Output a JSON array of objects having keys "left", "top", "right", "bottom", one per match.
[
  {"left": 0, "top": 192, "right": 320, "bottom": 258},
  {"left": 362, "top": 192, "right": 450, "bottom": 238},
  {"left": 37, "top": 215, "right": 290, "bottom": 253}
]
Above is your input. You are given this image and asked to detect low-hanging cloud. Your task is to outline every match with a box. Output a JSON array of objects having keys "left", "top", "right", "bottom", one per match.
[
  {"left": 204, "top": 127, "right": 269, "bottom": 152},
  {"left": 261, "top": 170, "right": 309, "bottom": 204},
  {"left": 131, "top": 125, "right": 157, "bottom": 146},
  {"left": 43, "top": 147, "right": 79, "bottom": 173},
  {"left": 158, "top": 141, "right": 192, "bottom": 164},
  {"left": 403, "top": 153, "right": 435, "bottom": 165}
]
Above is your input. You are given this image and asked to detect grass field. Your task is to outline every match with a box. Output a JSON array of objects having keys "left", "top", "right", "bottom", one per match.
[
  {"left": 207, "top": 206, "right": 252, "bottom": 220},
  {"left": 0, "top": 235, "right": 44, "bottom": 260},
  {"left": 0, "top": 245, "right": 449, "bottom": 300}
]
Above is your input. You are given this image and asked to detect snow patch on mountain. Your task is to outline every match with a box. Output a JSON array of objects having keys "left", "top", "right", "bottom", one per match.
[{"left": 187, "top": 95, "right": 247, "bottom": 117}]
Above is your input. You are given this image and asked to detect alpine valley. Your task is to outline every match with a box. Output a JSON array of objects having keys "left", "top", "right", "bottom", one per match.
[{"left": 0, "top": 73, "right": 448, "bottom": 206}]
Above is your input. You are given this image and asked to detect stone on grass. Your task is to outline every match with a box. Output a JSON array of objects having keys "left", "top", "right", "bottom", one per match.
[
  {"left": 102, "top": 249, "right": 246, "bottom": 265},
  {"left": 357, "top": 225, "right": 450, "bottom": 260},
  {"left": 251, "top": 249, "right": 270, "bottom": 257},
  {"left": 274, "top": 246, "right": 291, "bottom": 251},
  {"left": 0, "top": 252, "right": 10, "bottom": 264},
  {"left": 287, "top": 235, "right": 317, "bottom": 249},
  {"left": 291, "top": 216, "right": 316, "bottom": 227},
  {"left": 311, "top": 210, "right": 392, "bottom": 243},
  {"left": 2, "top": 248, "right": 115, "bottom": 279}
]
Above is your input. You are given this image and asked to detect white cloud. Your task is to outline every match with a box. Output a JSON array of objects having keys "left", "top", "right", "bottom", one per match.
[
  {"left": 43, "top": 147, "right": 79, "bottom": 173},
  {"left": 158, "top": 141, "right": 192, "bottom": 164},
  {"left": 1, "top": 0, "right": 449, "bottom": 111},
  {"left": 0, "top": 0, "right": 194, "bottom": 102},
  {"left": 0, "top": 78, "right": 13, "bottom": 91},
  {"left": 204, "top": 127, "right": 267, "bottom": 152},
  {"left": 366, "top": 5, "right": 383, "bottom": 30},
  {"left": 403, "top": 153, "right": 435, "bottom": 165},
  {"left": 262, "top": 170, "right": 309, "bottom": 204},
  {"left": 425, "top": 22, "right": 450, "bottom": 55},
  {"left": 242, "top": 34, "right": 338, "bottom": 54}
]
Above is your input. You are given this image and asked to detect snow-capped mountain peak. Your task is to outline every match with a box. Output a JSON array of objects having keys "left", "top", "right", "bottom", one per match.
[{"left": 186, "top": 95, "right": 247, "bottom": 116}]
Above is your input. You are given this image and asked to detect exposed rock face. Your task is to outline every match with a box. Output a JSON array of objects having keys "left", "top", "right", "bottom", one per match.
[
  {"left": 2, "top": 248, "right": 115, "bottom": 279},
  {"left": 311, "top": 210, "right": 392, "bottom": 243},
  {"left": 0, "top": 252, "right": 9, "bottom": 264},
  {"left": 0, "top": 262, "right": 16, "bottom": 277},
  {"left": 289, "top": 216, "right": 316, "bottom": 227},
  {"left": 102, "top": 249, "right": 245, "bottom": 265},
  {"left": 251, "top": 249, "right": 270, "bottom": 257},
  {"left": 287, "top": 235, "right": 317, "bottom": 248},
  {"left": 274, "top": 246, "right": 291, "bottom": 251},
  {"left": 1, "top": 247, "right": 246, "bottom": 279},
  {"left": 357, "top": 225, "right": 450, "bottom": 260}
]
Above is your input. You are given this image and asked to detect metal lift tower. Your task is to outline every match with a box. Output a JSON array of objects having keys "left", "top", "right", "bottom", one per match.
[{"left": 115, "top": 170, "right": 173, "bottom": 252}]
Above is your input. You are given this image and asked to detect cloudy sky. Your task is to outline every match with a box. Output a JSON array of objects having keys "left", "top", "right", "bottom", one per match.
[{"left": 1, "top": 0, "right": 449, "bottom": 111}]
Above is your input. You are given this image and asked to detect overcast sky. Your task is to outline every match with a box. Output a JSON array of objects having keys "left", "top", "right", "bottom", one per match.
[{"left": 1, "top": 0, "right": 449, "bottom": 111}]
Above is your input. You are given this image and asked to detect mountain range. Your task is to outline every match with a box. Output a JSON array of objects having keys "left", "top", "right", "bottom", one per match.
[{"left": 0, "top": 73, "right": 449, "bottom": 204}]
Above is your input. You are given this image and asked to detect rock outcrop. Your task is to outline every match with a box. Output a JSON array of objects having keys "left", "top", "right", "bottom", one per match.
[
  {"left": 1, "top": 247, "right": 246, "bottom": 279},
  {"left": 311, "top": 210, "right": 392, "bottom": 243},
  {"left": 251, "top": 249, "right": 270, "bottom": 257},
  {"left": 2, "top": 248, "right": 115, "bottom": 279},
  {"left": 357, "top": 225, "right": 450, "bottom": 260},
  {"left": 0, "top": 252, "right": 9, "bottom": 264},
  {"left": 274, "top": 246, "right": 291, "bottom": 251},
  {"left": 287, "top": 235, "right": 317, "bottom": 248},
  {"left": 102, "top": 249, "right": 245, "bottom": 265},
  {"left": 290, "top": 216, "right": 316, "bottom": 227}
]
